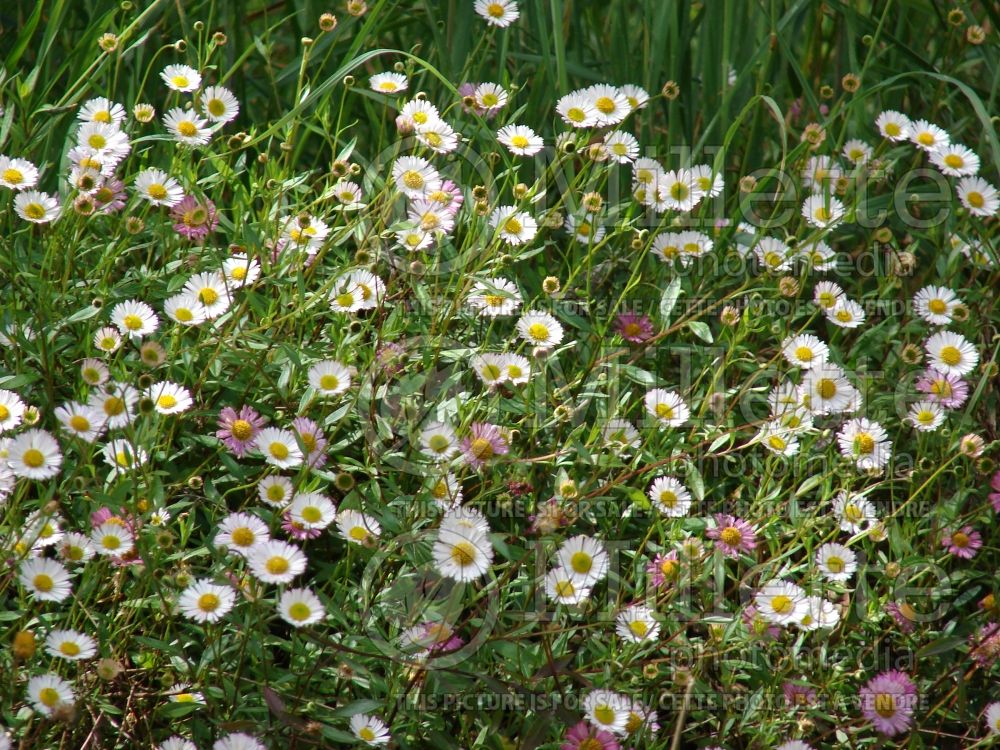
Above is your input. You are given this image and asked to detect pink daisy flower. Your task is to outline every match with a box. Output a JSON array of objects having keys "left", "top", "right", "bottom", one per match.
[
  {"left": 969, "top": 621, "right": 1000, "bottom": 667},
  {"left": 646, "top": 552, "right": 680, "bottom": 588},
  {"left": 989, "top": 471, "right": 1000, "bottom": 513},
  {"left": 292, "top": 416, "right": 328, "bottom": 469},
  {"left": 941, "top": 525, "right": 982, "bottom": 559},
  {"left": 561, "top": 721, "right": 619, "bottom": 750},
  {"left": 783, "top": 681, "right": 817, "bottom": 708},
  {"left": 95, "top": 178, "right": 127, "bottom": 213},
  {"left": 216, "top": 406, "right": 267, "bottom": 458},
  {"left": 460, "top": 422, "right": 509, "bottom": 469},
  {"left": 885, "top": 601, "right": 917, "bottom": 634},
  {"left": 282, "top": 511, "right": 322, "bottom": 541},
  {"left": 170, "top": 194, "right": 219, "bottom": 241},
  {"left": 436, "top": 180, "right": 465, "bottom": 216},
  {"left": 706, "top": 514, "right": 757, "bottom": 558},
  {"left": 742, "top": 604, "right": 781, "bottom": 641},
  {"left": 614, "top": 312, "right": 654, "bottom": 344},
  {"left": 858, "top": 670, "right": 918, "bottom": 736},
  {"left": 915, "top": 368, "right": 968, "bottom": 409}
]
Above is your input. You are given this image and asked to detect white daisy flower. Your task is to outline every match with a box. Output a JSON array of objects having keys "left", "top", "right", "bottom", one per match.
[
  {"left": 644, "top": 388, "right": 690, "bottom": 427},
  {"left": 214, "top": 512, "right": 270, "bottom": 555},
  {"left": 0, "top": 155, "right": 40, "bottom": 189},
  {"left": 420, "top": 422, "right": 460, "bottom": 462},
  {"left": 602, "top": 419, "right": 641, "bottom": 452},
  {"left": 471, "top": 353, "right": 509, "bottom": 387},
  {"left": 45, "top": 629, "right": 98, "bottom": 661},
  {"left": 247, "top": 540, "right": 308, "bottom": 584},
  {"left": 416, "top": 119, "right": 459, "bottom": 154},
  {"left": 91, "top": 522, "right": 135, "bottom": 557},
  {"left": 163, "top": 107, "right": 211, "bottom": 146},
  {"left": 161, "top": 64, "right": 201, "bottom": 92},
  {"left": 796, "top": 596, "right": 840, "bottom": 631},
  {"left": 497, "top": 124, "right": 543, "bottom": 156},
  {"left": 689, "top": 163, "right": 725, "bottom": 197},
  {"left": 490, "top": 205, "right": 537, "bottom": 245},
  {"left": 391, "top": 155, "right": 440, "bottom": 198},
  {"left": 653, "top": 168, "right": 704, "bottom": 212},
  {"left": 615, "top": 604, "right": 659, "bottom": 643},
  {"left": 254, "top": 427, "right": 303, "bottom": 469},
  {"left": 813, "top": 280, "right": 844, "bottom": 310},
  {"left": 432, "top": 525, "right": 494, "bottom": 582},
  {"left": 0, "top": 389, "right": 26, "bottom": 433},
  {"left": 102, "top": 438, "right": 148, "bottom": 476},
  {"left": 60, "top": 532, "right": 96, "bottom": 564},
  {"left": 54, "top": 401, "right": 105, "bottom": 442},
  {"left": 913, "top": 285, "right": 961, "bottom": 325},
  {"left": 110, "top": 299, "right": 158, "bottom": 338},
  {"left": 466, "top": 278, "right": 522, "bottom": 317},
  {"left": 369, "top": 72, "right": 408, "bottom": 94},
  {"left": 134, "top": 167, "right": 184, "bottom": 206},
  {"left": 473, "top": 82, "right": 508, "bottom": 112},
  {"left": 802, "top": 363, "right": 858, "bottom": 415},
  {"left": 837, "top": 418, "right": 892, "bottom": 471},
  {"left": 182, "top": 271, "right": 232, "bottom": 319},
  {"left": 26, "top": 673, "right": 75, "bottom": 716},
  {"left": 278, "top": 587, "right": 326, "bottom": 627},
  {"left": 832, "top": 491, "right": 877, "bottom": 533},
  {"left": 754, "top": 236, "right": 793, "bottom": 272},
  {"left": 909, "top": 119, "right": 949, "bottom": 152},
  {"left": 258, "top": 475, "right": 294, "bottom": 508},
  {"left": 555, "top": 534, "right": 609, "bottom": 585},
  {"left": 815, "top": 542, "right": 857, "bottom": 582},
  {"left": 395, "top": 227, "right": 434, "bottom": 252},
  {"left": 984, "top": 702, "right": 1000, "bottom": 735},
  {"left": 957, "top": 176, "right": 999, "bottom": 217},
  {"left": 907, "top": 400, "right": 945, "bottom": 432},
  {"left": 213, "top": 734, "right": 265, "bottom": 750},
  {"left": 924, "top": 330, "right": 978, "bottom": 376},
  {"left": 556, "top": 92, "right": 598, "bottom": 128},
  {"left": 586, "top": 84, "right": 631, "bottom": 126},
  {"left": 200, "top": 85, "right": 240, "bottom": 123},
  {"left": 583, "top": 689, "right": 630, "bottom": 735},
  {"left": 350, "top": 714, "right": 391, "bottom": 746},
  {"left": 757, "top": 420, "right": 800, "bottom": 456},
  {"left": 781, "top": 333, "right": 829, "bottom": 369},
  {"left": 179, "top": 579, "right": 236, "bottom": 623},
  {"left": 801, "top": 155, "right": 842, "bottom": 192},
  {"left": 93, "top": 325, "right": 123, "bottom": 353},
  {"left": 399, "top": 99, "right": 440, "bottom": 129},
  {"left": 147, "top": 381, "right": 193, "bottom": 415},
  {"left": 516, "top": 310, "right": 563, "bottom": 349},
  {"left": 646, "top": 476, "right": 691, "bottom": 517},
  {"left": 8, "top": 428, "right": 62, "bottom": 479},
  {"left": 825, "top": 297, "right": 866, "bottom": 328},
  {"left": 77, "top": 121, "right": 131, "bottom": 162},
  {"left": 503, "top": 353, "right": 531, "bottom": 384},
  {"left": 930, "top": 142, "right": 979, "bottom": 177},
  {"left": 621, "top": 84, "right": 650, "bottom": 110},
  {"left": 308, "top": 360, "right": 352, "bottom": 396},
  {"left": 754, "top": 580, "right": 808, "bottom": 626},
  {"left": 474, "top": 0, "right": 519, "bottom": 27},
  {"left": 543, "top": 567, "right": 591, "bottom": 605},
  {"left": 14, "top": 190, "right": 60, "bottom": 223},
  {"left": 603, "top": 130, "right": 639, "bottom": 163},
  {"left": 288, "top": 492, "right": 337, "bottom": 530},
  {"left": 337, "top": 509, "right": 381, "bottom": 544},
  {"left": 565, "top": 214, "right": 606, "bottom": 245},
  {"left": 19, "top": 557, "right": 72, "bottom": 602},
  {"left": 164, "top": 292, "right": 209, "bottom": 326},
  {"left": 801, "top": 193, "right": 846, "bottom": 228},
  {"left": 842, "top": 138, "right": 873, "bottom": 164},
  {"left": 89, "top": 383, "right": 139, "bottom": 430},
  {"left": 875, "top": 110, "right": 911, "bottom": 141}
]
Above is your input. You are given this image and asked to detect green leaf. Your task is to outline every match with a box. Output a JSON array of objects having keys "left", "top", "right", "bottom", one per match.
[
  {"left": 658, "top": 277, "right": 682, "bottom": 323},
  {"left": 687, "top": 320, "right": 714, "bottom": 343}
]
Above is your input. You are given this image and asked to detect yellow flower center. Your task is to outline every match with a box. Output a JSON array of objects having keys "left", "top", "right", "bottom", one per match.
[
  {"left": 2, "top": 168, "right": 23, "bottom": 184},
  {"left": 69, "top": 415, "right": 90, "bottom": 432},
  {"left": 966, "top": 191, "right": 984, "bottom": 208},
  {"left": 670, "top": 182, "right": 689, "bottom": 200},
  {"left": 593, "top": 704, "right": 617, "bottom": 725},
  {"left": 25, "top": 203, "right": 46, "bottom": 219},
  {"left": 817, "top": 379, "right": 837, "bottom": 399},
  {"left": 826, "top": 556, "right": 844, "bottom": 573},
  {"left": 349, "top": 526, "right": 369, "bottom": 541},
  {"left": 450, "top": 541, "right": 476, "bottom": 566},
  {"left": 171, "top": 75, "right": 190, "bottom": 88},
  {"left": 319, "top": 374, "right": 340, "bottom": 391},
  {"left": 147, "top": 183, "right": 167, "bottom": 200},
  {"left": 658, "top": 490, "right": 677, "bottom": 508},
  {"left": 300, "top": 506, "right": 322, "bottom": 524},
  {"left": 102, "top": 534, "right": 121, "bottom": 550},
  {"left": 719, "top": 527, "right": 742, "bottom": 547},
  {"left": 854, "top": 433, "right": 875, "bottom": 455},
  {"left": 844, "top": 504, "right": 864, "bottom": 523},
  {"left": 927, "top": 299, "right": 947, "bottom": 314},
  {"left": 874, "top": 693, "right": 897, "bottom": 718},
  {"left": 594, "top": 96, "right": 615, "bottom": 114},
  {"left": 770, "top": 595, "right": 793, "bottom": 615},
  {"left": 527, "top": 322, "right": 549, "bottom": 341},
  {"left": 470, "top": 437, "right": 494, "bottom": 460},
  {"left": 104, "top": 397, "right": 124, "bottom": 416},
  {"left": 567, "top": 107, "right": 586, "bottom": 122},
  {"left": 628, "top": 620, "right": 649, "bottom": 637},
  {"left": 655, "top": 403, "right": 675, "bottom": 420},
  {"left": 23, "top": 448, "right": 45, "bottom": 468},
  {"left": 951, "top": 531, "right": 969, "bottom": 548},
  {"left": 266, "top": 556, "right": 290, "bottom": 575},
  {"left": 269, "top": 442, "right": 289, "bottom": 460},
  {"left": 88, "top": 133, "right": 107, "bottom": 149},
  {"left": 554, "top": 579, "right": 575, "bottom": 597},
  {"left": 570, "top": 551, "right": 592, "bottom": 574},
  {"left": 939, "top": 345, "right": 961, "bottom": 366},
  {"left": 943, "top": 154, "right": 963, "bottom": 169},
  {"left": 231, "top": 527, "right": 255, "bottom": 547},
  {"left": 38, "top": 687, "right": 61, "bottom": 707},
  {"left": 59, "top": 641, "right": 81, "bottom": 656},
  {"left": 208, "top": 99, "right": 226, "bottom": 117},
  {"left": 503, "top": 217, "right": 522, "bottom": 235},
  {"left": 768, "top": 435, "right": 787, "bottom": 451},
  {"left": 359, "top": 727, "right": 377, "bottom": 742},
  {"left": 231, "top": 419, "right": 253, "bottom": 440},
  {"left": 266, "top": 485, "right": 286, "bottom": 502},
  {"left": 481, "top": 363, "right": 502, "bottom": 381},
  {"left": 884, "top": 122, "right": 901, "bottom": 137},
  {"left": 510, "top": 135, "right": 529, "bottom": 148},
  {"left": 917, "top": 132, "right": 934, "bottom": 146},
  {"left": 198, "top": 593, "right": 220, "bottom": 611},
  {"left": 33, "top": 573, "right": 54, "bottom": 591},
  {"left": 123, "top": 314, "right": 143, "bottom": 331},
  {"left": 289, "top": 602, "right": 312, "bottom": 621},
  {"left": 157, "top": 394, "right": 177, "bottom": 410},
  {"left": 401, "top": 170, "right": 423, "bottom": 190},
  {"left": 486, "top": 2, "right": 504, "bottom": 17},
  {"left": 378, "top": 81, "right": 398, "bottom": 91}
]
